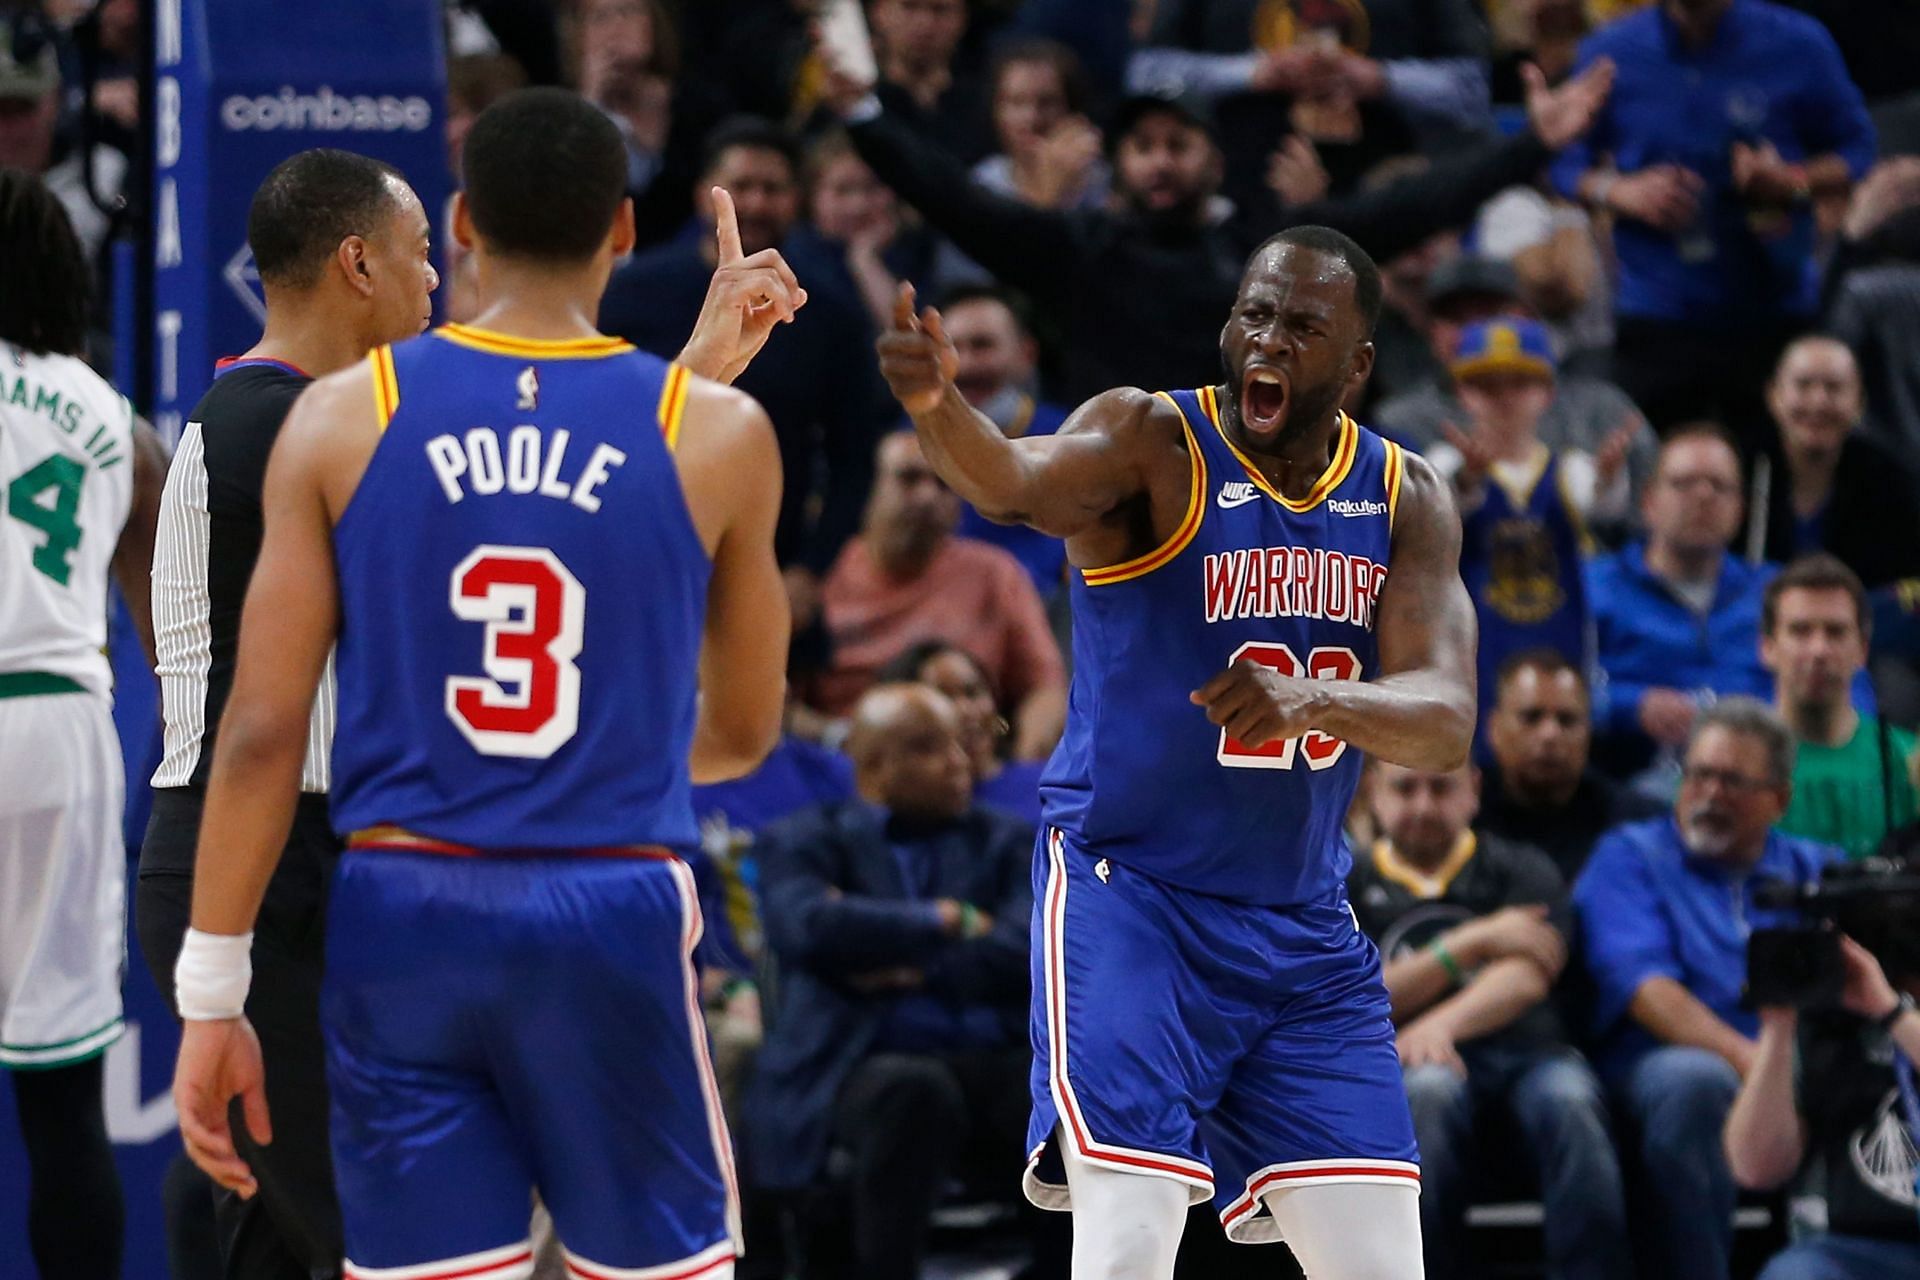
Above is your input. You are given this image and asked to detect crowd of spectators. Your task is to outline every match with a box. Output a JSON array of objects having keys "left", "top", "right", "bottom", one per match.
[{"left": 9, "top": 0, "right": 1920, "bottom": 1275}]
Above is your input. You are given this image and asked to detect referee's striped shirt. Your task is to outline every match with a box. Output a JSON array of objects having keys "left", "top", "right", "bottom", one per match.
[{"left": 151, "top": 359, "right": 333, "bottom": 793}]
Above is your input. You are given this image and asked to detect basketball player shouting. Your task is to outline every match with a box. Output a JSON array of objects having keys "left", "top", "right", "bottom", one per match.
[{"left": 878, "top": 226, "right": 1477, "bottom": 1279}]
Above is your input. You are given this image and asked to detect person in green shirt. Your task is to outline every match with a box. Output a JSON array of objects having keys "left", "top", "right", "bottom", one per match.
[{"left": 1762, "top": 554, "right": 1918, "bottom": 858}]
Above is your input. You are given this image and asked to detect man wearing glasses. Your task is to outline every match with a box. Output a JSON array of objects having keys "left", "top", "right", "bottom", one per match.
[
  {"left": 1573, "top": 697, "right": 1843, "bottom": 1280},
  {"left": 1586, "top": 424, "right": 1774, "bottom": 779}
]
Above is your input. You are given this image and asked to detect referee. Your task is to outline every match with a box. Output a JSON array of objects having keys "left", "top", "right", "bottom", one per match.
[{"left": 140, "top": 149, "right": 439, "bottom": 1279}]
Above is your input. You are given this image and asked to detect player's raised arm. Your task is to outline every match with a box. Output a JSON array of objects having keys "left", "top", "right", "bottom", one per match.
[
  {"left": 676, "top": 185, "right": 808, "bottom": 386},
  {"left": 1191, "top": 454, "right": 1476, "bottom": 769},
  {"left": 171, "top": 367, "right": 369, "bottom": 1198},
  {"left": 673, "top": 376, "right": 788, "bottom": 781},
  {"left": 878, "top": 282, "right": 1158, "bottom": 540}
]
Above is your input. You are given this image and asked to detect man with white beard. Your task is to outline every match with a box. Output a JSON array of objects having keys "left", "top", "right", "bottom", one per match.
[{"left": 1572, "top": 697, "right": 1842, "bottom": 1280}]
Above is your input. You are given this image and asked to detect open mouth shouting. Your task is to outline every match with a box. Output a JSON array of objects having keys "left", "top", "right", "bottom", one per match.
[{"left": 1241, "top": 366, "right": 1290, "bottom": 435}]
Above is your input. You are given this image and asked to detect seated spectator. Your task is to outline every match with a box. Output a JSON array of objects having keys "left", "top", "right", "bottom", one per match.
[
  {"left": 974, "top": 39, "right": 1109, "bottom": 213},
  {"left": 810, "top": 432, "right": 1067, "bottom": 759},
  {"left": 1725, "top": 925, "right": 1920, "bottom": 1280},
  {"left": 823, "top": 39, "right": 1614, "bottom": 403},
  {"left": 1352, "top": 761, "right": 1631, "bottom": 1280},
  {"left": 1574, "top": 698, "right": 1842, "bottom": 1280},
  {"left": 934, "top": 286, "right": 1069, "bottom": 602},
  {"left": 746, "top": 684, "right": 1038, "bottom": 1280},
  {"left": 1551, "top": 0, "right": 1876, "bottom": 448},
  {"left": 601, "top": 117, "right": 885, "bottom": 575},
  {"left": 880, "top": 640, "right": 1045, "bottom": 829},
  {"left": 1469, "top": 181, "right": 1612, "bottom": 377},
  {"left": 1752, "top": 335, "right": 1920, "bottom": 588},
  {"left": 1762, "top": 555, "right": 1918, "bottom": 858},
  {"left": 1427, "top": 317, "right": 1632, "bottom": 738},
  {"left": 1129, "top": 0, "right": 1493, "bottom": 199},
  {"left": 446, "top": 53, "right": 527, "bottom": 176},
  {"left": 1372, "top": 255, "right": 1653, "bottom": 497},
  {"left": 797, "top": 128, "right": 936, "bottom": 334},
  {"left": 1479, "top": 649, "right": 1664, "bottom": 883},
  {"left": 1825, "top": 158, "right": 1920, "bottom": 457},
  {"left": 867, "top": 0, "right": 992, "bottom": 164},
  {"left": 0, "top": 8, "right": 125, "bottom": 264},
  {"left": 1587, "top": 425, "right": 1774, "bottom": 776},
  {"left": 1358, "top": 217, "right": 1456, "bottom": 415}
]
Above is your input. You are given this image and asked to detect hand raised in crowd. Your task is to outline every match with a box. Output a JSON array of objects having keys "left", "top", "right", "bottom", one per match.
[
  {"left": 1593, "top": 414, "right": 1641, "bottom": 493},
  {"left": 1607, "top": 164, "right": 1704, "bottom": 233},
  {"left": 1638, "top": 687, "right": 1699, "bottom": 746},
  {"left": 1396, "top": 1016, "right": 1467, "bottom": 1077},
  {"left": 1522, "top": 58, "right": 1615, "bottom": 152},
  {"left": 679, "top": 186, "right": 808, "bottom": 386},
  {"left": 1840, "top": 155, "right": 1920, "bottom": 242},
  {"left": 1250, "top": 44, "right": 1331, "bottom": 96},
  {"left": 1731, "top": 140, "right": 1806, "bottom": 207},
  {"left": 1266, "top": 134, "right": 1331, "bottom": 208},
  {"left": 1836, "top": 934, "right": 1903, "bottom": 1022},
  {"left": 1439, "top": 419, "right": 1499, "bottom": 492},
  {"left": 878, "top": 283, "right": 960, "bottom": 415},
  {"left": 1028, "top": 115, "right": 1104, "bottom": 209},
  {"left": 1329, "top": 52, "right": 1388, "bottom": 103},
  {"left": 1446, "top": 903, "right": 1567, "bottom": 981}
]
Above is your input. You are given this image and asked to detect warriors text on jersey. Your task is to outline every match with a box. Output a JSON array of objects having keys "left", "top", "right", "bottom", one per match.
[
  {"left": 1040, "top": 388, "right": 1405, "bottom": 905},
  {"left": 0, "top": 343, "right": 134, "bottom": 695},
  {"left": 327, "top": 325, "right": 710, "bottom": 851}
]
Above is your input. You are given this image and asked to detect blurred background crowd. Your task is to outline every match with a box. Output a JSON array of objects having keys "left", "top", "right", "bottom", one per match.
[{"left": 4, "top": 0, "right": 1920, "bottom": 1277}]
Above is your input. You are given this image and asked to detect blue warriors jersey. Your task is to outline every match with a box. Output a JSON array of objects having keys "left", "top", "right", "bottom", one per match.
[
  {"left": 1040, "top": 388, "right": 1405, "bottom": 905},
  {"left": 329, "top": 324, "right": 710, "bottom": 851},
  {"left": 1459, "top": 448, "right": 1591, "bottom": 738}
]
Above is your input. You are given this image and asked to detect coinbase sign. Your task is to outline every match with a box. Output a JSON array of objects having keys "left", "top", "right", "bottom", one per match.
[{"left": 149, "top": 0, "right": 448, "bottom": 447}]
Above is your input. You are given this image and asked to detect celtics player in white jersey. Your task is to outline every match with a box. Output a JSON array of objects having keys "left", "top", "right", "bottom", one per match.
[{"left": 0, "top": 167, "right": 166, "bottom": 1278}]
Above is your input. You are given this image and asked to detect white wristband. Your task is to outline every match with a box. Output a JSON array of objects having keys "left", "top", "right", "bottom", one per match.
[
  {"left": 845, "top": 93, "right": 883, "bottom": 125},
  {"left": 175, "top": 928, "right": 253, "bottom": 1021}
]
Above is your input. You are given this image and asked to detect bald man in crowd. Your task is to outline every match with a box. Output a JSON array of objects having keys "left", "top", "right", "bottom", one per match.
[{"left": 746, "top": 684, "right": 1054, "bottom": 1279}]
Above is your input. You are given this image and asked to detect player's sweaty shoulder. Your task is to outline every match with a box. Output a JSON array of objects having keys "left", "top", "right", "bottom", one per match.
[
  {"left": 672, "top": 373, "right": 781, "bottom": 553},
  {"left": 275, "top": 359, "right": 384, "bottom": 522}
]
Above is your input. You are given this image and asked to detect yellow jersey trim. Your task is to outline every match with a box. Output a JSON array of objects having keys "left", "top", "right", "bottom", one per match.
[
  {"left": 369, "top": 346, "right": 399, "bottom": 431},
  {"left": 1384, "top": 440, "right": 1404, "bottom": 530},
  {"left": 657, "top": 362, "right": 691, "bottom": 451},
  {"left": 435, "top": 323, "right": 634, "bottom": 360},
  {"left": 1210, "top": 393, "right": 1359, "bottom": 513},
  {"left": 1371, "top": 831, "right": 1478, "bottom": 900},
  {"left": 1081, "top": 391, "right": 1207, "bottom": 587}
]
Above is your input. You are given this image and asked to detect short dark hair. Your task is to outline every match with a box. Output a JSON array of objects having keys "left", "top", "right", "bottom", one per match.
[
  {"left": 463, "top": 87, "right": 628, "bottom": 263},
  {"left": 1247, "top": 225, "right": 1384, "bottom": 336},
  {"left": 248, "top": 149, "right": 405, "bottom": 290},
  {"left": 700, "top": 115, "right": 800, "bottom": 184},
  {"left": 0, "top": 167, "right": 90, "bottom": 356},
  {"left": 1660, "top": 419, "right": 1743, "bottom": 464},
  {"left": 1494, "top": 647, "right": 1589, "bottom": 698},
  {"left": 1762, "top": 553, "right": 1871, "bottom": 638},
  {"left": 936, "top": 283, "right": 1034, "bottom": 335},
  {"left": 988, "top": 37, "right": 1092, "bottom": 116},
  {"left": 877, "top": 639, "right": 998, "bottom": 698}
]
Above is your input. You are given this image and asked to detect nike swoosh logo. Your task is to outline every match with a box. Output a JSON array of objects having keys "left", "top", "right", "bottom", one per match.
[{"left": 1217, "top": 484, "right": 1262, "bottom": 509}]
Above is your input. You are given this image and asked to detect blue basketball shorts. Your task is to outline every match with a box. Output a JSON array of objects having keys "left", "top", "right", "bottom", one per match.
[
  {"left": 321, "top": 848, "right": 739, "bottom": 1280},
  {"left": 1025, "top": 828, "right": 1419, "bottom": 1244}
]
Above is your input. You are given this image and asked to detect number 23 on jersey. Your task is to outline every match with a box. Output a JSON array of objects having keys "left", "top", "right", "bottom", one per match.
[{"left": 1216, "top": 641, "right": 1361, "bottom": 771}]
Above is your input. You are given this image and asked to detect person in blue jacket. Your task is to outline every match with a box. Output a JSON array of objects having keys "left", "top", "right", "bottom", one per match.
[{"left": 1574, "top": 697, "right": 1844, "bottom": 1280}]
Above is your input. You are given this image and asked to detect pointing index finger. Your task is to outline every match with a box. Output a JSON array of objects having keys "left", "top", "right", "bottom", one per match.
[{"left": 712, "top": 186, "right": 743, "bottom": 265}]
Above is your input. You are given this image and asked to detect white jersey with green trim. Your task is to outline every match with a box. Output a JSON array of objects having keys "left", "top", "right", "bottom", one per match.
[{"left": 0, "top": 342, "right": 135, "bottom": 698}]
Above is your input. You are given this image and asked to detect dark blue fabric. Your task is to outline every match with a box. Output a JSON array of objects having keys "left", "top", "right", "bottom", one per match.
[
  {"left": 744, "top": 801, "right": 1032, "bottom": 1188},
  {"left": 977, "top": 759, "right": 1045, "bottom": 832},
  {"left": 1551, "top": 0, "right": 1875, "bottom": 323},
  {"left": 1572, "top": 817, "right": 1842, "bottom": 1070}
]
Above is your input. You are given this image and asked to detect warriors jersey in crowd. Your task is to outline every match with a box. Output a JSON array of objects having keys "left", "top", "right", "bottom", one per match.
[
  {"left": 327, "top": 325, "right": 710, "bottom": 851},
  {"left": 1040, "top": 388, "right": 1405, "bottom": 905}
]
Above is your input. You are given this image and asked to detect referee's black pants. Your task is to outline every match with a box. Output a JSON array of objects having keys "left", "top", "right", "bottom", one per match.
[{"left": 138, "top": 787, "right": 344, "bottom": 1280}]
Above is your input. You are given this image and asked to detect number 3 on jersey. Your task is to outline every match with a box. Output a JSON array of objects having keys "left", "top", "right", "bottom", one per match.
[
  {"left": 445, "top": 545, "right": 585, "bottom": 759},
  {"left": 1217, "top": 641, "right": 1361, "bottom": 771}
]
